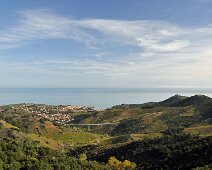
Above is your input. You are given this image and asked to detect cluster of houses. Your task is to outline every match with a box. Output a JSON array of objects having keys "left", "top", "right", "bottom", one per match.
[
  {"left": 0, "top": 103, "right": 95, "bottom": 124},
  {"left": 36, "top": 113, "right": 72, "bottom": 123},
  {"left": 6, "top": 103, "right": 94, "bottom": 114},
  {"left": 59, "top": 105, "right": 95, "bottom": 112}
]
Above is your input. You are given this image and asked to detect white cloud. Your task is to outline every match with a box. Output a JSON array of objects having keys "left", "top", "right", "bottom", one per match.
[
  {"left": 136, "top": 39, "right": 190, "bottom": 52},
  {"left": 95, "top": 52, "right": 106, "bottom": 58},
  {"left": 1, "top": 10, "right": 212, "bottom": 87},
  {"left": 0, "top": 10, "right": 191, "bottom": 51},
  {"left": 0, "top": 10, "right": 95, "bottom": 48}
]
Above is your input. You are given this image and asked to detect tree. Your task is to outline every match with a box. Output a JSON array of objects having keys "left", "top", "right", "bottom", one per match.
[
  {"left": 107, "top": 157, "right": 137, "bottom": 170},
  {"left": 79, "top": 153, "right": 87, "bottom": 161},
  {"left": 107, "top": 156, "right": 122, "bottom": 170},
  {"left": 0, "top": 159, "right": 4, "bottom": 170},
  {"left": 123, "top": 160, "right": 136, "bottom": 170}
]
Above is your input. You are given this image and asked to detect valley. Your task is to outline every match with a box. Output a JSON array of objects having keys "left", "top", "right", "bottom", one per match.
[{"left": 0, "top": 94, "right": 211, "bottom": 169}]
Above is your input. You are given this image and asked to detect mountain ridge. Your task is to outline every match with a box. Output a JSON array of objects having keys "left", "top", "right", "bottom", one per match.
[{"left": 0, "top": 94, "right": 211, "bottom": 169}]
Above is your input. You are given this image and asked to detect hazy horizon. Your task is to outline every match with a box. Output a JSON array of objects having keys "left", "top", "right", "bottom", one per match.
[{"left": 1, "top": 88, "right": 212, "bottom": 109}]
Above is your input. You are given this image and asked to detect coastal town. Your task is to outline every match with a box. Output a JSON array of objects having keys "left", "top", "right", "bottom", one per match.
[{"left": 0, "top": 103, "right": 95, "bottom": 124}]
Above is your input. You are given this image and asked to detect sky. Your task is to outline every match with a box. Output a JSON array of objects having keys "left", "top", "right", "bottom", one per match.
[{"left": 1, "top": 0, "right": 212, "bottom": 88}]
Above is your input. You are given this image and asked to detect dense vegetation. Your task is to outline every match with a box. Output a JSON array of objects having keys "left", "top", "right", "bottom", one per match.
[
  {"left": 70, "top": 134, "right": 211, "bottom": 170},
  {"left": 0, "top": 94, "right": 211, "bottom": 169},
  {"left": 0, "top": 133, "right": 110, "bottom": 170}
]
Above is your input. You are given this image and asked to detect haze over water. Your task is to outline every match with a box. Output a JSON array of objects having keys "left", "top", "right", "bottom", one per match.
[{"left": 1, "top": 88, "right": 212, "bottom": 109}]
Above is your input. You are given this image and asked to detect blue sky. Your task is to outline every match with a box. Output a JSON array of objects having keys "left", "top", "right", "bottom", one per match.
[{"left": 1, "top": 0, "right": 212, "bottom": 88}]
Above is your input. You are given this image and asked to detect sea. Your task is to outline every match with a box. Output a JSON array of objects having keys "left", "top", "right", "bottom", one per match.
[{"left": 0, "top": 88, "right": 212, "bottom": 109}]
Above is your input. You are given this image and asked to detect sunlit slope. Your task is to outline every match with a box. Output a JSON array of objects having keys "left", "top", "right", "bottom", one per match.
[{"left": 72, "top": 95, "right": 212, "bottom": 136}]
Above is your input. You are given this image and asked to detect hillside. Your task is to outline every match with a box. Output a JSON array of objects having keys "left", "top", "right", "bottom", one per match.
[
  {"left": 0, "top": 95, "right": 211, "bottom": 169},
  {"left": 71, "top": 95, "right": 211, "bottom": 137},
  {"left": 69, "top": 134, "right": 212, "bottom": 170},
  {"left": 157, "top": 94, "right": 188, "bottom": 106}
]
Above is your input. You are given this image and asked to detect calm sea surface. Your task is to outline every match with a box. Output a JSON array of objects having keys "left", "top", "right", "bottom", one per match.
[{"left": 0, "top": 88, "right": 212, "bottom": 109}]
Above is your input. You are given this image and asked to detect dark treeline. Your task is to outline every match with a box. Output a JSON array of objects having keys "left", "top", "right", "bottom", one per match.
[{"left": 69, "top": 134, "right": 212, "bottom": 170}]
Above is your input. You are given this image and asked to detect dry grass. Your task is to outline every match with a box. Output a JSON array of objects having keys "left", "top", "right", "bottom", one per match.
[
  {"left": 184, "top": 125, "right": 212, "bottom": 137},
  {"left": 0, "top": 120, "right": 19, "bottom": 129},
  {"left": 29, "top": 133, "right": 64, "bottom": 150},
  {"left": 130, "top": 133, "right": 162, "bottom": 140}
]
